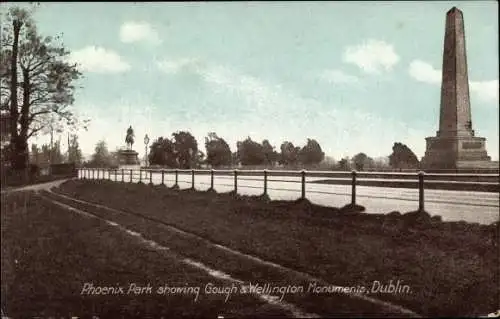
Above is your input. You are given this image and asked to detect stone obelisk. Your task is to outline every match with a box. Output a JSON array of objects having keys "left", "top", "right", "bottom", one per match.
[{"left": 422, "top": 7, "right": 492, "bottom": 171}]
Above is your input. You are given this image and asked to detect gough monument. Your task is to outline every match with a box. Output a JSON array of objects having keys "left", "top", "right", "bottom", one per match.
[{"left": 421, "top": 7, "right": 495, "bottom": 171}]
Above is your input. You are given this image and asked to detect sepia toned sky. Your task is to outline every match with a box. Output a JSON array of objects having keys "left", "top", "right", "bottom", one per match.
[{"left": 3, "top": 1, "right": 499, "bottom": 160}]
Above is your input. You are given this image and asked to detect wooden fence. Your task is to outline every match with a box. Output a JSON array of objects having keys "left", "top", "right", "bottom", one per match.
[{"left": 77, "top": 168, "right": 500, "bottom": 213}]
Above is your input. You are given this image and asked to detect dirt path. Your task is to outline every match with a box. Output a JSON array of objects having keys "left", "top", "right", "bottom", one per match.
[{"left": 1, "top": 178, "right": 73, "bottom": 194}]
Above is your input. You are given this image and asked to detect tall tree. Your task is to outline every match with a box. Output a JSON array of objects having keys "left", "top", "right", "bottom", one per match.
[
  {"left": 148, "top": 136, "right": 177, "bottom": 167},
  {"left": 30, "top": 143, "right": 40, "bottom": 164},
  {"left": 51, "top": 140, "right": 64, "bottom": 164},
  {"left": 67, "top": 134, "right": 83, "bottom": 164},
  {"left": 172, "top": 131, "right": 198, "bottom": 169},
  {"left": 88, "top": 140, "right": 113, "bottom": 168},
  {"left": 389, "top": 142, "right": 420, "bottom": 169},
  {"left": 236, "top": 137, "right": 265, "bottom": 166},
  {"left": 279, "top": 141, "right": 300, "bottom": 166},
  {"left": 1, "top": 6, "right": 88, "bottom": 170},
  {"left": 298, "top": 138, "right": 325, "bottom": 165},
  {"left": 262, "top": 139, "right": 278, "bottom": 166},
  {"left": 205, "top": 132, "right": 232, "bottom": 167},
  {"left": 352, "top": 152, "right": 373, "bottom": 171},
  {"left": 337, "top": 157, "right": 351, "bottom": 171}
]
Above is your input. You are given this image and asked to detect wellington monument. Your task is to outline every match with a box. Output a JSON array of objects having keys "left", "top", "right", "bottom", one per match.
[{"left": 421, "top": 7, "right": 495, "bottom": 170}]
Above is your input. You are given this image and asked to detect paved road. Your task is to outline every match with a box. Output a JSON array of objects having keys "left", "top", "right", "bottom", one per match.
[{"left": 82, "top": 171, "right": 499, "bottom": 225}]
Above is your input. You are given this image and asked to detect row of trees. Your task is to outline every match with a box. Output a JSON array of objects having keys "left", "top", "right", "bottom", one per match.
[
  {"left": 141, "top": 131, "right": 419, "bottom": 170},
  {"left": 146, "top": 132, "right": 326, "bottom": 169},
  {"left": 1, "top": 6, "right": 88, "bottom": 173},
  {"left": 30, "top": 134, "right": 83, "bottom": 166}
]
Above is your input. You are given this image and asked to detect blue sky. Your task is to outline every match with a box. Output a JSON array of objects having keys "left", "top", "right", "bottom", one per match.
[{"left": 4, "top": 1, "right": 499, "bottom": 160}]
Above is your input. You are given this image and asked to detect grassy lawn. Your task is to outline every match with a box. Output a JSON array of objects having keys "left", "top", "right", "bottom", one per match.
[
  {"left": 1, "top": 190, "right": 292, "bottom": 318},
  {"left": 51, "top": 180, "right": 499, "bottom": 317}
]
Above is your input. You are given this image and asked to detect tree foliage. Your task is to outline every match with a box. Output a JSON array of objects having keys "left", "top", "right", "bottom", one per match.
[
  {"left": 67, "top": 134, "right": 83, "bottom": 165},
  {"left": 1, "top": 6, "right": 88, "bottom": 170},
  {"left": 352, "top": 152, "right": 374, "bottom": 171},
  {"left": 279, "top": 141, "right": 300, "bottom": 166},
  {"left": 389, "top": 142, "right": 420, "bottom": 169},
  {"left": 298, "top": 138, "right": 325, "bottom": 165},
  {"left": 148, "top": 137, "right": 177, "bottom": 167},
  {"left": 236, "top": 137, "right": 265, "bottom": 166},
  {"left": 173, "top": 131, "right": 198, "bottom": 169},
  {"left": 337, "top": 157, "right": 351, "bottom": 171},
  {"left": 205, "top": 132, "right": 232, "bottom": 167},
  {"left": 148, "top": 131, "right": 199, "bottom": 168},
  {"left": 262, "top": 139, "right": 279, "bottom": 166},
  {"left": 87, "top": 140, "right": 115, "bottom": 168},
  {"left": 30, "top": 141, "right": 64, "bottom": 166}
]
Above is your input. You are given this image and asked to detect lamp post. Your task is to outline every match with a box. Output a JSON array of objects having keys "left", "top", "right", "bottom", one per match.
[{"left": 144, "top": 134, "right": 150, "bottom": 167}]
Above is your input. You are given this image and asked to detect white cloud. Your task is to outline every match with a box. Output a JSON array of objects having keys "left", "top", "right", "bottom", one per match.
[
  {"left": 470, "top": 80, "right": 499, "bottom": 103},
  {"left": 343, "top": 40, "right": 400, "bottom": 74},
  {"left": 320, "top": 69, "right": 359, "bottom": 84},
  {"left": 157, "top": 58, "right": 202, "bottom": 74},
  {"left": 408, "top": 60, "right": 441, "bottom": 84},
  {"left": 409, "top": 60, "right": 499, "bottom": 103},
  {"left": 68, "top": 46, "right": 130, "bottom": 73},
  {"left": 120, "top": 21, "right": 161, "bottom": 45}
]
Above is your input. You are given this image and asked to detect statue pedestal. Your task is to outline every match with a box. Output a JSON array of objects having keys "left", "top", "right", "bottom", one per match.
[{"left": 118, "top": 149, "right": 139, "bottom": 165}]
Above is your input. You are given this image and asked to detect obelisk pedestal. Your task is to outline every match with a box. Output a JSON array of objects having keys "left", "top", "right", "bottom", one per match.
[{"left": 421, "top": 7, "right": 493, "bottom": 171}]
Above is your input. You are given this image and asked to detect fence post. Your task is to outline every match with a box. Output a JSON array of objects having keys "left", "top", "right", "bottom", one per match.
[
  {"left": 121, "top": 169, "right": 124, "bottom": 182},
  {"left": 351, "top": 170, "right": 357, "bottom": 205},
  {"left": 139, "top": 169, "right": 142, "bottom": 183},
  {"left": 174, "top": 169, "right": 179, "bottom": 187},
  {"left": 161, "top": 170, "right": 165, "bottom": 185},
  {"left": 234, "top": 169, "right": 238, "bottom": 194},
  {"left": 114, "top": 169, "right": 117, "bottom": 182},
  {"left": 191, "top": 169, "right": 195, "bottom": 190},
  {"left": 130, "top": 169, "right": 133, "bottom": 183},
  {"left": 263, "top": 169, "right": 268, "bottom": 196},
  {"left": 149, "top": 169, "right": 153, "bottom": 184},
  {"left": 418, "top": 171, "right": 425, "bottom": 212},
  {"left": 210, "top": 169, "right": 214, "bottom": 190},
  {"left": 108, "top": 169, "right": 111, "bottom": 180},
  {"left": 92, "top": 169, "right": 95, "bottom": 179},
  {"left": 301, "top": 170, "right": 306, "bottom": 200}
]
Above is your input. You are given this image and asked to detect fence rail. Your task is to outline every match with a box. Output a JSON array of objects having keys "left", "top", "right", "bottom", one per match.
[{"left": 77, "top": 168, "right": 500, "bottom": 213}]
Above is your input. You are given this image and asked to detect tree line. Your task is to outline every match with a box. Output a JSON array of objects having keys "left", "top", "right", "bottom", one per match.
[
  {"left": 144, "top": 131, "right": 327, "bottom": 169},
  {"left": 86, "top": 130, "right": 417, "bottom": 171},
  {"left": 29, "top": 134, "right": 83, "bottom": 167}
]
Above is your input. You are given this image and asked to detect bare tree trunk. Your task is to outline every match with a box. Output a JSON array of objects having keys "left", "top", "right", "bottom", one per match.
[
  {"left": 50, "top": 126, "right": 53, "bottom": 165},
  {"left": 67, "top": 132, "right": 70, "bottom": 162},
  {"left": 9, "top": 19, "right": 21, "bottom": 170}
]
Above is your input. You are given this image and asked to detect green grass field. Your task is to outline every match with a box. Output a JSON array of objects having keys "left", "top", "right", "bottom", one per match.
[
  {"left": 1, "top": 190, "right": 291, "bottom": 318},
  {"left": 2, "top": 179, "right": 498, "bottom": 317},
  {"left": 49, "top": 180, "right": 499, "bottom": 317}
]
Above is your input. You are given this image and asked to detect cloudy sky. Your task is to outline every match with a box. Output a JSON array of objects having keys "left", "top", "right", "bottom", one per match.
[{"left": 5, "top": 1, "right": 499, "bottom": 160}]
